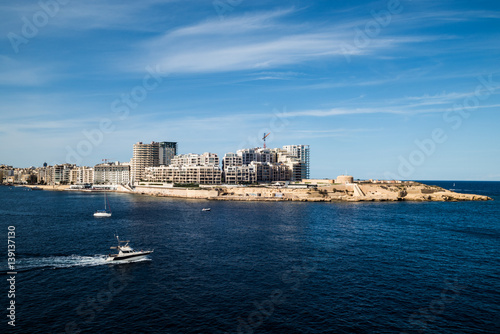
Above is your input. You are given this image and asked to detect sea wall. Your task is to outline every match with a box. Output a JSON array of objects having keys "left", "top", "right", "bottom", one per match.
[{"left": 134, "top": 186, "right": 218, "bottom": 199}]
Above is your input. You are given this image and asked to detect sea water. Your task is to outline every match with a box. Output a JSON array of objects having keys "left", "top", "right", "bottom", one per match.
[{"left": 1, "top": 181, "right": 499, "bottom": 333}]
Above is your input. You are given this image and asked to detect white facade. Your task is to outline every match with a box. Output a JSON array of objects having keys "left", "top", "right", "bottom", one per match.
[
  {"left": 224, "top": 165, "right": 257, "bottom": 184},
  {"left": 222, "top": 153, "right": 243, "bottom": 168},
  {"left": 235, "top": 148, "right": 276, "bottom": 164},
  {"left": 171, "top": 152, "right": 219, "bottom": 167},
  {"left": 145, "top": 152, "right": 221, "bottom": 185},
  {"left": 145, "top": 165, "right": 221, "bottom": 185},
  {"left": 224, "top": 147, "right": 293, "bottom": 183},
  {"left": 282, "top": 145, "right": 310, "bottom": 180},
  {"left": 94, "top": 162, "right": 130, "bottom": 184}
]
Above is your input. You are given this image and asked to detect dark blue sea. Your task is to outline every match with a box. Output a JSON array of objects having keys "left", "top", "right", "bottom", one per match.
[{"left": 1, "top": 181, "right": 499, "bottom": 333}]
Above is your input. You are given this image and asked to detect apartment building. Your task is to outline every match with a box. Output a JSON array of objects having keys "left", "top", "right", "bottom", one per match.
[
  {"left": 224, "top": 165, "right": 257, "bottom": 184},
  {"left": 93, "top": 162, "right": 129, "bottom": 184},
  {"left": 145, "top": 152, "right": 221, "bottom": 185},
  {"left": 131, "top": 141, "right": 177, "bottom": 183},
  {"left": 222, "top": 147, "right": 301, "bottom": 183},
  {"left": 52, "top": 164, "right": 76, "bottom": 184},
  {"left": 282, "top": 145, "right": 310, "bottom": 180}
]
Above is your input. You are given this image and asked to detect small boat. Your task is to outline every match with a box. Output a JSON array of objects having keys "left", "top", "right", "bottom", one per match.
[
  {"left": 202, "top": 208, "right": 211, "bottom": 211},
  {"left": 94, "top": 210, "right": 111, "bottom": 217},
  {"left": 94, "top": 192, "right": 112, "bottom": 217},
  {"left": 106, "top": 236, "right": 153, "bottom": 262},
  {"left": 31, "top": 186, "right": 43, "bottom": 190}
]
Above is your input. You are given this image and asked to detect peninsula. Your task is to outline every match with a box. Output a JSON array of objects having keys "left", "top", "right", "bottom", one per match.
[
  {"left": 26, "top": 179, "right": 492, "bottom": 202},
  {"left": 131, "top": 180, "right": 492, "bottom": 202}
]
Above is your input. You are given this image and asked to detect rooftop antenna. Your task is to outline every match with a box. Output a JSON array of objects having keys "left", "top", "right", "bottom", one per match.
[{"left": 262, "top": 132, "right": 271, "bottom": 148}]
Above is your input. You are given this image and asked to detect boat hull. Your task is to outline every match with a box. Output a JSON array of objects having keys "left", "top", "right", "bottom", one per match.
[
  {"left": 105, "top": 251, "right": 153, "bottom": 262},
  {"left": 94, "top": 212, "right": 112, "bottom": 217}
]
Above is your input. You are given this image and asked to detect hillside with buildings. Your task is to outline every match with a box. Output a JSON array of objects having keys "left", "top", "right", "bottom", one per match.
[
  {"left": 0, "top": 141, "right": 311, "bottom": 187},
  {"left": 0, "top": 141, "right": 491, "bottom": 202}
]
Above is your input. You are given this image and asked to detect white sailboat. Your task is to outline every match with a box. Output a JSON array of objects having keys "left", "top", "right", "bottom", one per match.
[{"left": 94, "top": 192, "right": 112, "bottom": 217}]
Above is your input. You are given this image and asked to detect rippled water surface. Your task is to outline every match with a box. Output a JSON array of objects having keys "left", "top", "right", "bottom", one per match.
[{"left": 1, "top": 181, "right": 499, "bottom": 333}]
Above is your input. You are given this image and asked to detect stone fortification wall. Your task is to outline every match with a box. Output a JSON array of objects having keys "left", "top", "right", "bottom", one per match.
[{"left": 134, "top": 186, "right": 218, "bottom": 199}]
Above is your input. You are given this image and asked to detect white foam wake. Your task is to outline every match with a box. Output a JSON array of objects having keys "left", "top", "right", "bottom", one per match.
[
  {"left": 13, "top": 254, "right": 151, "bottom": 271},
  {"left": 16, "top": 255, "right": 108, "bottom": 271}
]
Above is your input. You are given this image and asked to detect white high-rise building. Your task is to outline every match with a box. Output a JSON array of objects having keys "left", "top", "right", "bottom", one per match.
[{"left": 282, "top": 145, "right": 310, "bottom": 180}]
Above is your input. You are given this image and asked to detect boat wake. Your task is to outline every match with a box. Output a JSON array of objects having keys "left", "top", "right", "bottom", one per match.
[
  {"left": 1, "top": 252, "right": 152, "bottom": 274},
  {"left": 0, "top": 250, "right": 151, "bottom": 275},
  {"left": 1, "top": 255, "right": 108, "bottom": 273},
  {"left": 1, "top": 254, "right": 146, "bottom": 274}
]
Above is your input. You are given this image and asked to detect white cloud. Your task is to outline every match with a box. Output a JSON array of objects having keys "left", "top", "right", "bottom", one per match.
[
  {"left": 0, "top": 0, "right": 182, "bottom": 35},
  {"left": 133, "top": 9, "right": 431, "bottom": 74}
]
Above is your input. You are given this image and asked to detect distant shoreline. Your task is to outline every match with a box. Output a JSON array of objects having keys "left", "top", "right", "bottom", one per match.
[{"left": 20, "top": 182, "right": 493, "bottom": 202}]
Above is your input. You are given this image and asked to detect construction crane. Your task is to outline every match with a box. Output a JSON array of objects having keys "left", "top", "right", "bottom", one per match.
[{"left": 262, "top": 132, "right": 271, "bottom": 148}]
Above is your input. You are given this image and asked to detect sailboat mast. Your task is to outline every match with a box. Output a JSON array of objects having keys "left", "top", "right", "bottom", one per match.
[{"left": 106, "top": 191, "right": 111, "bottom": 213}]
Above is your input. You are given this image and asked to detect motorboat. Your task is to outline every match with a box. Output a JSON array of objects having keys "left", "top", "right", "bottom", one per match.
[
  {"left": 94, "top": 192, "right": 112, "bottom": 217},
  {"left": 106, "top": 236, "right": 153, "bottom": 262},
  {"left": 202, "top": 208, "right": 211, "bottom": 211}
]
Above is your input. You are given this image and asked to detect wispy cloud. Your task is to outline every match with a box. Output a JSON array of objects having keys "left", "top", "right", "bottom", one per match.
[
  {"left": 0, "top": 0, "right": 181, "bottom": 33},
  {"left": 280, "top": 107, "right": 404, "bottom": 118},
  {"left": 0, "top": 56, "right": 54, "bottom": 86},
  {"left": 131, "top": 8, "right": 432, "bottom": 74},
  {"left": 293, "top": 128, "right": 384, "bottom": 139}
]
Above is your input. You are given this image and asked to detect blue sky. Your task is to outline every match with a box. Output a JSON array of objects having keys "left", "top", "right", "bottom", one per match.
[{"left": 1, "top": 0, "right": 499, "bottom": 180}]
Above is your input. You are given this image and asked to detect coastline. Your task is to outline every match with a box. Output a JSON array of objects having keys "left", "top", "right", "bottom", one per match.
[{"left": 24, "top": 182, "right": 493, "bottom": 202}]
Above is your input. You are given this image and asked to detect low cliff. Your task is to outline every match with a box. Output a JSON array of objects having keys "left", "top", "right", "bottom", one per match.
[{"left": 211, "top": 182, "right": 492, "bottom": 202}]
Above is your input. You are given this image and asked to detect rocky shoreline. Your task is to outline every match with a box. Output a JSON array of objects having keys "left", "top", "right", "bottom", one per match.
[
  {"left": 23, "top": 182, "right": 493, "bottom": 202},
  {"left": 132, "top": 182, "right": 492, "bottom": 202}
]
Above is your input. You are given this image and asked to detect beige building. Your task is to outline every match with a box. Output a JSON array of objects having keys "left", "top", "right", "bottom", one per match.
[
  {"left": 145, "top": 152, "right": 221, "bottom": 185},
  {"left": 224, "top": 165, "right": 257, "bottom": 184},
  {"left": 251, "top": 162, "right": 291, "bottom": 183},
  {"left": 145, "top": 165, "right": 221, "bottom": 185},
  {"left": 131, "top": 141, "right": 177, "bottom": 184},
  {"left": 336, "top": 175, "right": 354, "bottom": 184},
  {"left": 51, "top": 164, "right": 76, "bottom": 184},
  {"left": 222, "top": 153, "right": 243, "bottom": 168}
]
